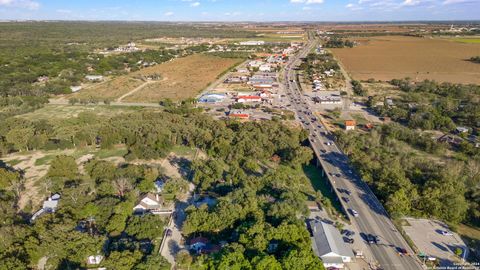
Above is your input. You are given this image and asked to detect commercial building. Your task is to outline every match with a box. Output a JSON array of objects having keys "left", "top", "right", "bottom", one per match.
[
  {"left": 240, "top": 41, "right": 265, "bottom": 46},
  {"left": 236, "top": 95, "right": 262, "bottom": 103},
  {"left": 310, "top": 220, "right": 354, "bottom": 269},
  {"left": 198, "top": 93, "right": 227, "bottom": 103}
]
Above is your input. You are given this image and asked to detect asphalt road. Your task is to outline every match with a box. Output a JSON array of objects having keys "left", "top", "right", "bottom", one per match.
[{"left": 285, "top": 37, "right": 422, "bottom": 270}]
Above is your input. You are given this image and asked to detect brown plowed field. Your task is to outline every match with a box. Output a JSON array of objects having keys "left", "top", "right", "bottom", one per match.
[{"left": 331, "top": 36, "right": 480, "bottom": 84}]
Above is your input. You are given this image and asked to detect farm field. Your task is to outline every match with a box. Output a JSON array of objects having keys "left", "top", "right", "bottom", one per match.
[
  {"left": 123, "top": 54, "right": 242, "bottom": 102},
  {"left": 330, "top": 36, "right": 480, "bottom": 84}
]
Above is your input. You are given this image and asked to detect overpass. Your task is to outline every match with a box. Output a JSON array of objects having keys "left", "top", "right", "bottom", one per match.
[{"left": 284, "top": 34, "right": 423, "bottom": 270}]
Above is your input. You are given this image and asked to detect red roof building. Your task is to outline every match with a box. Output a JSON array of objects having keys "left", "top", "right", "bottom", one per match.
[{"left": 345, "top": 120, "right": 356, "bottom": 131}]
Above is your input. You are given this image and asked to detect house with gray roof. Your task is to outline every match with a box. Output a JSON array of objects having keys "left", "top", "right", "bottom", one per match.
[{"left": 309, "top": 220, "right": 354, "bottom": 269}]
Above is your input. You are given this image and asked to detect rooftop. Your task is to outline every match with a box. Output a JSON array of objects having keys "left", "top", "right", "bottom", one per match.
[{"left": 310, "top": 220, "right": 354, "bottom": 259}]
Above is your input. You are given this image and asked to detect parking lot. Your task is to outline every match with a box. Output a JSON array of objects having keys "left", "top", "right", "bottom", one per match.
[{"left": 403, "top": 218, "right": 468, "bottom": 266}]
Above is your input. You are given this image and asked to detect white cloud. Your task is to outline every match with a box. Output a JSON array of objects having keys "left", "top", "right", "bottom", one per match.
[
  {"left": 164, "top": 11, "right": 174, "bottom": 16},
  {"left": 290, "top": 0, "right": 324, "bottom": 4},
  {"left": 190, "top": 1, "right": 200, "bottom": 7},
  {"left": 402, "top": 0, "right": 421, "bottom": 6},
  {"left": 0, "top": 0, "right": 39, "bottom": 10},
  {"left": 443, "top": 0, "right": 476, "bottom": 4},
  {"left": 56, "top": 9, "right": 72, "bottom": 14}
]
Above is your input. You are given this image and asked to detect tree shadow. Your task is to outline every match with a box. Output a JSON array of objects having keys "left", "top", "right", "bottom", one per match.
[
  {"left": 431, "top": 241, "right": 449, "bottom": 252},
  {"left": 167, "top": 239, "right": 181, "bottom": 258},
  {"left": 168, "top": 156, "right": 192, "bottom": 179}
]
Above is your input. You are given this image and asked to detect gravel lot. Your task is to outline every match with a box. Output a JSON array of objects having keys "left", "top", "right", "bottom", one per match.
[{"left": 403, "top": 218, "right": 468, "bottom": 267}]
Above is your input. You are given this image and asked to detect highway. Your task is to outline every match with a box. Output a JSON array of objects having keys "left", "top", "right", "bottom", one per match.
[{"left": 284, "top": 36, "right": 422, "bottom": 270}]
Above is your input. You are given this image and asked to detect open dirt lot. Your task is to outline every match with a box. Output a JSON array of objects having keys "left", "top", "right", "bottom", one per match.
[
  {"left": 403, "top": 218, "right": 468, "bottom": 266},
  {"left": 70, "top": 54, "right": 241, "bottom": 102},
  {"left": 73, "top": 76, "right": 145, "bottom": 100},
  {"left": 331, "top": 36, "right": 480, "bottom": 84},
  {"left": 123, "top": 54, "right": 242, "bottom": 102}
]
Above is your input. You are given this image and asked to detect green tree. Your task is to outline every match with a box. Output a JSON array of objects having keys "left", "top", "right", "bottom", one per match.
[{"left": 104, "top": 250, "right": 143, "bottom": 270}]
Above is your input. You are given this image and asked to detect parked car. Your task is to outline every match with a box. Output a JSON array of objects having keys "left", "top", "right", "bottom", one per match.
[
  {"left": 344, "top": 237, "right": 354, "bottom": 244},
  {"left": 349, "top": 209, "right": 359, "bottom": 217},
  {"left": 345, "top": 230, "right": 355, "bottom": 237},
  {"left": 342, "top": 197, "right": 350, "bottom": 203},
  {"left": 166, "top": 229, "right": 173, "bottom": 237}
]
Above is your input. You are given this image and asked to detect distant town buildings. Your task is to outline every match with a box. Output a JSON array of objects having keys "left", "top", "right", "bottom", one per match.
[{"left": 239, "top": 40, "right": 265, "bottom": 46}]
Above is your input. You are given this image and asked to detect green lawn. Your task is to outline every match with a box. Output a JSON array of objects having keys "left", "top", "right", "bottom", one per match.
[
  {"left": 171, "top": 145, "right": 196, "bottom": 157},
  {"left": 303, "top": 164, "right": 343, "bottom": 214},
  {"left": 96, "top": 147, "right": 128, "bottom": 159},
  {"left": 34, "top": 155, "right": 56, "bottom": 166}
]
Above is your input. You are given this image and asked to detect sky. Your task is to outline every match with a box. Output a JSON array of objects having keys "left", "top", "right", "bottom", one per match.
[{"left": 0, "top": 0, "right": 479, "bottom": 21}]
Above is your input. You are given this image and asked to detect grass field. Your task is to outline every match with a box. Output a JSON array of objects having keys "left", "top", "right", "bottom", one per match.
[
  {"left": 452, "top": 38, "right": 480, "bottom": 44},
  {"left": 17, "top": 105, "right": 151, "bottom": 121},
  {"left": 303, "top": 164, "right": 343, "bottom": 214},
  {"left": 73, "top": 76, "right": 145, "bottom": 100},
  {"left": 123, "top": 54, "right": 242, "bottom": 102},
  {"left": 331, "top": 36, "right": 480, "bottom": 84}
]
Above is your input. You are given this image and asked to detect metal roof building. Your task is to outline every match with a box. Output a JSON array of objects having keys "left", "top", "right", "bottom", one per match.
[{"left": 310, "top": 220, "right": 354, "bottom": 269}]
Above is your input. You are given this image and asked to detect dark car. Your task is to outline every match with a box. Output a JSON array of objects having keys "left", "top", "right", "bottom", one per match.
[
  {"left": 166, "top": 229, "right": 173, "bottom": 237},
  {"left": 342, "top": 197, "right": 350, "bottom": 203},
  {"left": 367, "top": 234, "right": 376, "bottom": 244},
  {"left": 396, "top": 247, "right": 409, "bottom": 256},
  {"left": 344, "top": 237, "right": 354, "bottom": 244},
  {"left": 345, "top": 230, "right": 355, "bottom": 237},
  {"left": 344, "top": 190, "right": 352, "bottom": 196}
]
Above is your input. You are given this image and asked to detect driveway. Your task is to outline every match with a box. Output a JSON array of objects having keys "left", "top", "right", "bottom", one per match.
[{"left": 160, "top": 183, "right": 195, "bottom": 266}]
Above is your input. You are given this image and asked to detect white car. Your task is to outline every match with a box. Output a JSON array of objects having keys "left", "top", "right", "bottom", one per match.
[
  {"left": 440, "top": 230, "right": 453, "bottom": 236},
  {"left": 349, "top": 209, "right": 359, "bottom": 217},
  {"left": 326, "top": 141, "right": 333, "bottom": 146}
]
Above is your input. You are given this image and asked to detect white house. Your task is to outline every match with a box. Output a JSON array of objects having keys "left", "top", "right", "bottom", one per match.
[
  {"left": 310, "top": 220, "right": 354, "bottom": 269},
  {"left": 30, "top": 194, "right": 61, "bottom": 223},
  {"left": 87, "top": 255, "right": 104, "bottom": 265},
  {"left": 70, "top": 86, "right": 82, "bottom": 92},
  {"left": 133, "top": 193, "right": 168, "bottom": 215},
  {"left": 85, "top": 75, "right": 104, "bottom": 82}
]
